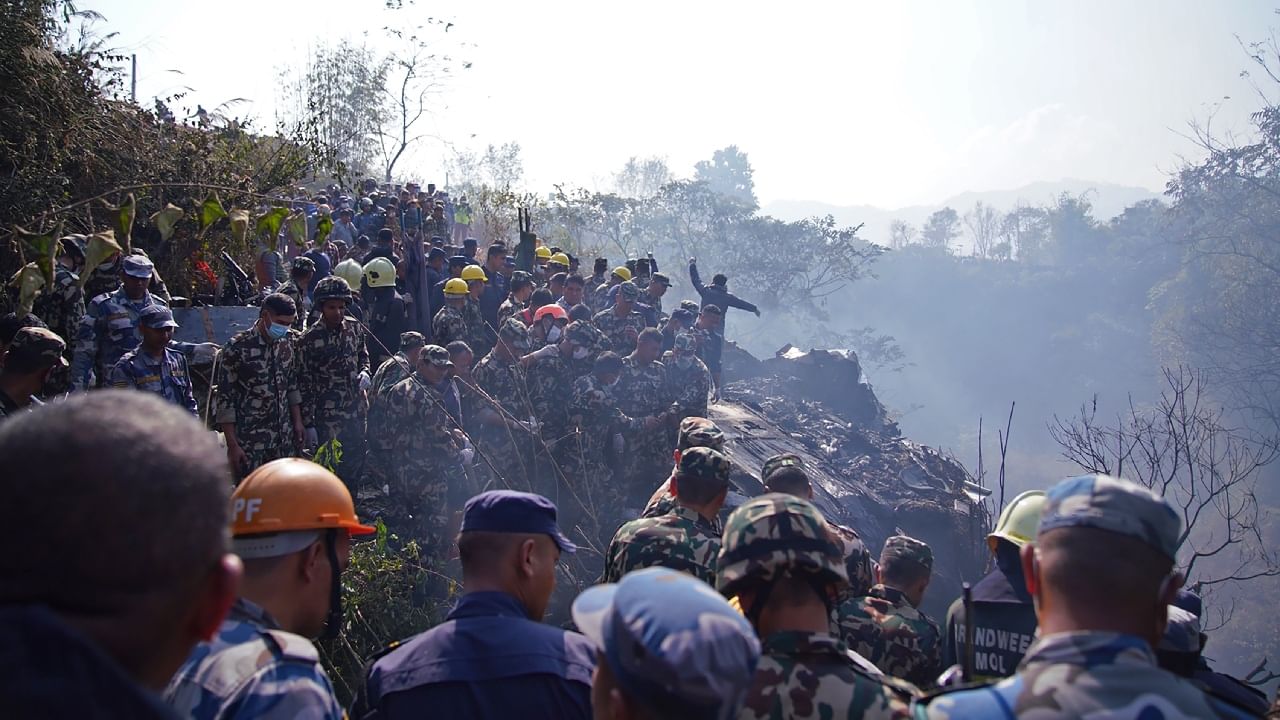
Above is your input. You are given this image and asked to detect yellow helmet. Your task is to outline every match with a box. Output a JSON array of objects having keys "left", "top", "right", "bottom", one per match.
[
  {"left": 611, "top": 266, "right": 632, "bottom": 282},
  {"left": 363, "top": 257, "right": 397, "bottom": 288},
  {"left": 987, "top": 490, "right": 1046, "bottom": 553},
  {"left": 549, "top": 252, "right": 570, "bottom": 267},
  {"left": 334, "top": 258, "right": 363, "bottom": 290},
  {"left": 534, "top": 246, "right": 552, "bottom": 261},
  {"left": 460, "top": 265, "right": 488, "bottom": 282},
  {"left": 444, "top": 278, "right": 469, "bottom": 296}
]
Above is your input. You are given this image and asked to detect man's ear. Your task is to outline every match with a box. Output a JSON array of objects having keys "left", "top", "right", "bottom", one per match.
[
  {"left": 301, "top": 541, "right": 326, "bottom": 584},
  {"left": 190, "top": 554, "right": 242, "bottom": 642},
  {"left": 518, "top": 537, "right": 537, "bottom": 578},
  {"left": 1020, "top": 544, "right": 1039, "bottom": 597}
]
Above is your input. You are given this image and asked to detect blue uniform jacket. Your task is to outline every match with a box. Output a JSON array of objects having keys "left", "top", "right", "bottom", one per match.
[{"left": 356, "top": 591, "right": 595, "bottom": 720}]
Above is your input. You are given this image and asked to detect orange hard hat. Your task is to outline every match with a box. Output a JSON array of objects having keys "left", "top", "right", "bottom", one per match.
[
  {"left": 533, "top": 304, "right": 567, "bottom": 323},
  {"left": 231, "top": 458, "right": 376, "bottom": 539}
]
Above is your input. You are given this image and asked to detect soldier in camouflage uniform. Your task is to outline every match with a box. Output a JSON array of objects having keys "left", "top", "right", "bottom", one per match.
[
  {"left": 462, "top": 265, "right": 495, "bottom": 361},
  {"left": 915, "top": 474, "right": 1252, "bottom": 719},
  {"left": 838, "top": 535, "right": 942, "bottom": 688},
  {"left": 587, "top": 265, "right": 628, "bottom": 313},
  {"left": 214, "top": 294, "right": 306, "bottom": 478},
  {"left": 297, "top": 276, "right": 369, "bottom": 485},
  {"left": 364, "top": 331, "right": 426, "bottom": 494},
  {"left": 758, "top": 453, "right": 877, "bottom": 599},
  {"left": 108, "top": 306, "right": 198, "bottom": 415},
  {"left": 0, "top": 327, "right": 66, "bottom": 423},
  {"left": 718, "top": 494, "right": 915, "bottom": 720},
  {"left": 82, "top": 254, "right": 123, "bottom": 302},
  {"left": 601, "top": 446, "right": 731, "bottom": 586},
  {"left": 497, "top": 271, "right": 534, "bottom": 327},
  {"left": 591, "top": 280, "right": 646, "bottom": 355},
  {"left": 572, "top": 567, "right": 761, "bottom": 720},
  {"left": 641, "top": 416, "right": 727, "bottom": 522},
  {"left": 32, "top": 236, "right": 84, "bottom": 394},
  {"left": 471, "top": 318, "right": 537, "bottom": 488},
  {"left": 433, "top": 277, "right": 469, "bottom": 348},
  {"left": 165, "top": 459, "right": 372, "bottom": 720},
  {"left": 278, "top": 256, "right": 315, "bottom": 330},
  {"left": 383, "top": 345, "right": 467, "bottom": 562},
  {"left": 616, "top": 327, "right": 677, "bottom": 502},
  {"left": 663, "top": 331, "right": 713, "bottom": 423}
]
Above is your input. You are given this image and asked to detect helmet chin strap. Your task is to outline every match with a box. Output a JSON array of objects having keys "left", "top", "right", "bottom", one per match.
[{"left": 321, "top": 529, "right": 343, "bottom": 640}]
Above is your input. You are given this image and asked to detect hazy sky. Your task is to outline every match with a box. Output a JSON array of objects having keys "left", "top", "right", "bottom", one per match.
[{"left": 87, "top": 0, "right": 1275, "bottom": 208}]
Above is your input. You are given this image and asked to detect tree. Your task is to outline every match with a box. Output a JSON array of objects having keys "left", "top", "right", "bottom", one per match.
[
  {"left": 693, "top": 145, "right": 757, "bottom": 210},
  {"left": 888, "top": 219, "right": 916, "bottom": 250},
  {"left": 920, "top": 207, "right": 960, "bottom": 251},
  {"left": 964, "top": 201, "right": 1003, "bottom": 259},
  {"left": 1001, "top": 203, "right": 1049, "bottom": 263},
  {"left": 613, "top": 156, "right": 672, "bottom": 199},
  {"left": 1046, "top": 192, "right": 1102, "bottom": 266},
  {"left": 1049, "top": 368, "right": 1278, "bottom": 622},
  {"left": 375, "top": 21, "right": 464, "bottom": 183}
]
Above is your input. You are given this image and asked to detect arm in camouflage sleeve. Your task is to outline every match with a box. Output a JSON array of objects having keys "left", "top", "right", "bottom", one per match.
[
  {"left": 286, "top": 334, "right": 303, "bottom": 408},
  {"left": 214, "top": 343, "right": 239, "bottom": 426},
  {"left": 177, "top": 354, "right": 199, "bottom": 416},
  {"left": 106, "top": 356, "right": 133, "bottom": 389},
  {"left": 357, "top": 323, "right": 370, "bottom": 376},
  {"left": 70, "top": 301, "right": 100, "bottom": 388},
  {"left": 296, "top": 336, "right": 316, "bottom": 427}
]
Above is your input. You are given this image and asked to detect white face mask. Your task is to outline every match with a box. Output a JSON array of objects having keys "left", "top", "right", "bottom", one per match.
[
  {"left": 572, "top": 346, "right": 590, "bottom": 361},
  {"left": 546, "top": 325, "right": 562, "bottom": 343}
]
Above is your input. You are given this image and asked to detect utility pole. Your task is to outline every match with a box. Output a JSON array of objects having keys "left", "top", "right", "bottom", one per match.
[{"left": 130, "top": 54, "right": 137, "bottom": 102}]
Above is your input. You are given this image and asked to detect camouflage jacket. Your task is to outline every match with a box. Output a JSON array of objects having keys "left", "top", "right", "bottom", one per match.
[
  {"left": 662, "top": 352, "right": 712, "bottom": 419},
  {"left": 82, "top": 264, "right": 121, "bottom": 301},
  {"left": 472, "top": 351, "right": 533, "bottom": 435},
  {"left": 278, "top": 279, "right": 309, "bottom": 330},
  {"left": 591, "top": 307, "right": 646, "bottom": 356},
  {"left": 213, "top": 328, "right": 302, "bottom": 445},
  {"left": 297, "top": 317, "right": 369, "bottom": 429},
  {"left": 432, "top": 304, "right": 467, "bottom": 347},
  {"left": 463, "top": 298, "right": 494, "bottom": 358},
  {"left": 831, "top": 522, "right": 877, "bottom": 599},
  {"left": 108, "top": 346, "right": 198, "bottom": 415},
  {"left": 71, "top": 288, "right": 169, "bottom": 386},
  {"left": 602, "top": 505, "right": 721, "bottom": 586},
  {"left": 838, "top": 584, "right": 942, "bottom": 689},
  {"left": 616, "top": 355, "right": 672, "bottom": 417},
  {"left": 368, "top": 353, "right": 413, "bottom": 452},
  {"left": 497, "top": 297, "right": 526, "bottom": 327},
  {"left": 422, "top": 217, "right": 450, "bottom": 239},
  {"left": 564, "top": 374, "right": 642, "bottom": 470},
  {"left": 913, "top": 631, "right": 1254, "bottom": 719},
  {"left": 32, "top": 266, "right": 84, "bottom": 345},
  {"left": 742, "top": 630, "right": 913, "bottom": 720},
  {"left": 163, "top": 598, "right": 342, "bottom": 720},
  {"left": 527, "top": 353, "right": 578, "bottom": 442},
  {"left": 385, "top": 374, "right": 460, "bottom": 469}
]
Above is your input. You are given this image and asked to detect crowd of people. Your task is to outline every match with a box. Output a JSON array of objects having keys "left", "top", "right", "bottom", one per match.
[{"left": 0, "top": 179, "right": 1276, "bottom": 719}]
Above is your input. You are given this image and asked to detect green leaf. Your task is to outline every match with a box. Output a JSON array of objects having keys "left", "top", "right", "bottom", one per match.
[
  {"left": 286, "top": 211, "right": 308, "bottom": 249},
  {"left": 197, "top": 193, "right": 227, "bottom": 231},
  {"left": 78, "top": 230, "right": 122, "bottom": 290},
  {"left": 148, "top": 203, "right": 184, "bottom": 242},
  {"left": 255, "top": 207, "right": 290, "bottom": 251},
  {"left": 228, "top": 208, "right": 251, "bottom": 246},
  {"left": 14, "top": 224, "right": 60, "bottom": 290},
  {"left": 315, "top": 215, "right": 333, "bottom": 245},
  {"left": 108, "top": 193, "right": 136, "bottom": 252},
  {"left": 9, "top": 263, "right": 46, "bottom": 316}
]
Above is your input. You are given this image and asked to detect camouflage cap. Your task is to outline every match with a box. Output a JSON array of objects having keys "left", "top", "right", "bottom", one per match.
[
  {"left": 565, "top": 320, "right": 605, "bottom": 350},
  {"left": 651, "top": 272, "right": 672, "bottom": 287},
  {"left": 616, "top": 281, "right": 640, "bottom": 302},
  {"left": 677, "top": 447, "right": 732, "bottom": 486},
  {"left": 1039, "top": 474, "right": 1181, "bottom": 560},
  {"left": 138, "top": 305, "right": 179, "bottom": 330},
  {"left": 291, "top": 256, "right": 316, "bottom": 273},
  {"left": 420, "top": 344, "right": 452, "bottom": 367},
  {"left": 498, "top": 317, "right": 531, "bottom": 350},
  {"left": 399, "top": 331, "right": 426, "bottom": 350},
  {"left": 1158, "top": 605, "right": 1201, "bottom": 654},
  {"left": 312, "top": 275, "right": 352, "bottom": 303},
  {"left": 674, "top": 332, "right": 698, "bottom": 353},
  {"left": 677, "top": 417, "right": 725, "bottom": 452},
  {"left": 7, "top": 327, "right": 68, "bottom": 368},
  {"left": 716, "top": 493, "right": 847, "bottom": 597},
  {"left": 679, "top": 299, "right": 701, "bottom": 313},
  {"left": 880, "top": 535, "right": 933, "bottom": 571},
  {"left": 761, "top": 453, "right": 804, "bottom": 484},
  {"left": 121, "top": 254, "right": 154, "bottom": 278},
  {"left": 572, "top": 567, "right": 760, "bottom": 720}
]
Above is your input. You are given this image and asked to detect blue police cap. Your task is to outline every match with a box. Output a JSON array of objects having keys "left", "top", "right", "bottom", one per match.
[
  {"left": 572, "top": 567, "right": 760, "bottom": 720},
  {"left": 138, "top": 305, "right": 178, "bottom": 329},
  {"left": 460, "top": 490, "right": 576, "bottom": 554},
  {"left": 428, "top": 247, "right": 447, "bottom": 260},
  {"left": 448, "top": 255, "right": 470, "bottom": 268},
  {"left": 122, "top": 254, "right": 154, "bottom": 278}
]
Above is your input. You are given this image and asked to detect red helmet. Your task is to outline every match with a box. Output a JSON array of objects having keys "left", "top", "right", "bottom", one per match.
[{"left": 533, "top": 304, "right": 567, "bottom": 323}]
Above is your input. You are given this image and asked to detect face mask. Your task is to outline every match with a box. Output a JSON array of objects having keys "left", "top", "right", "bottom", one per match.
[
  {"left": 572, "top": 347, "right": 590, "bottom": 360},
  {"left": 266, "top": 322, "right": 290, "bottom": 341},
  {"left": 546, "top": 325, "right": 562, "bottom": 343}
]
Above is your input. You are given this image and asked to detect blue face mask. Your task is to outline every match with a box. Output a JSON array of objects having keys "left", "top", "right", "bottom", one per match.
[{"left": 266, "top": 322, "right": 290, "bottom": 341}]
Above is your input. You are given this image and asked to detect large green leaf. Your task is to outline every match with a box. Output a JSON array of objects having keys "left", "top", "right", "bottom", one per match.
[
  {"left": 149, "top": 203, "right": 184, "bottom": 242},
  {"left": 255, "top": 207, "right": 291, "bottom": 251},
  {"left": 9, "top": 263, "right": 46, "bottom": 315},
  {"left": 286, "top": 211, "right": 308, "bottom": 249},
  {"left": 78, "top": 230, "right": 122, "bottom": 290},
  {"left": 14, "top": 224, "right": 60, "bottom": 289},
  {"left": 106, "top": 193, "right": 136, "bottom": 252},
  {"left": 197, "top": 193, "right": 227, "bottom": 231},
  {"left": 228, "top": 208, "right": 251, "bottom": 246},
  {"left": 315, "top": 215, "right": 333, "bottom": 246}
]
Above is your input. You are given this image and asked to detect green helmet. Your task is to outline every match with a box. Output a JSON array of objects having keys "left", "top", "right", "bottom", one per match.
[
  {"left": 312, "top": 275, "right": 352, "bottom": 304},
  {"left": 716, "top": 493, "right": 847, "bottom": 599}
]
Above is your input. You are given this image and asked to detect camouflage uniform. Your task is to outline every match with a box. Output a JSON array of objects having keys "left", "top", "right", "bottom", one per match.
[
  {"left": 497, "top": 297, "right": 526, "bottom": 327},
  {"left": 558, "top": 373, "right": 644, "bottom": 529},
  {"left": 463, "top": 297, "right": 494, "bottom": 360},
  {"left": 82, "top": 262, "right": 121, "bottom": 302},
  {"left": 71, "top": 287, "right": 169, "bottom": 388},
  {"left": 915, "top": 474, "right": 1250, "bottom": 719},
  {"left": 213, "top": 328, "right": 302, "bottom": 473},
  {"left": 471, "top": 323, "right": 535, "bottom": 488},
  {"left": 591, "top": 304, "right": 646, "bottom": 356},
  {"left": 364, "top": 351, "right": 414, "bottom": 492},
  {"left": 108, "top": 346, "right": 198, "bottom": 415},
  {"left": 297, "top": 316, "right": 369, "bottom": 481},
  {"left": 831, "top": 522, "right": 877, "bottom": 599},
  {"left": 662, "top": 334, "right": 712, "bottom": 421},
  {"left": 277, "top": 278, "right": 310, "bottom": 330},
  {"left": 32, "top": 264, "right": 83, "bottom": 394},
  {"left": 527, "top": 353, "right": 577, "bottom": 449},
  {"left": 163, "top": 598, "right": 342, "bottom": 720},
  {"left": 432, "top": 303, "right": 467, "bottom": 348},
  {"left": 616, "top": 353, "right": 674, "bottom": 499},
  {"left": 641, "top": 417, "right": 726, "bottom": 522},
  {"left": 839, "top": 583, "right": 942, "bottom": 688},
  {"left": 719, "top": 494, "right": 914, "bottom": 720},
  {"left": 382, "top": 348, "right": 464, "bottom": 560},
  {"left": 0, "top": 328, "right": 66, "bottom": 424},
  {"left": 601, "top": 447, "right": 731, "bottom": 586}
]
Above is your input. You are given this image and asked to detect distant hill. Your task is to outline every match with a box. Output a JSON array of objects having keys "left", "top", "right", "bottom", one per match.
[{"left": 763, "top": 179, "right": 1162, "bottom": 250}]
